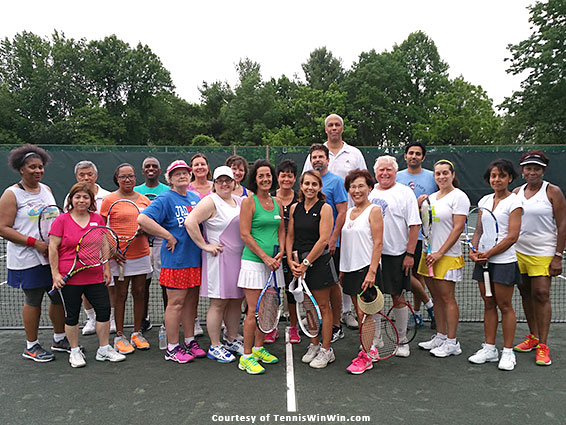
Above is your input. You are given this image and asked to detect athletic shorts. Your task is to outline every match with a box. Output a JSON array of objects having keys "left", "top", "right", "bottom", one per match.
[
  {"left": 160, "top": 267, "right": 201, "bottom": 289},
  {"left": 380, "top": 254, "right": 411, "bottom": 295},
  {"left": 418, "top": 255, "right": 464, "bottom": 282},
  {"left": 7, "top": 264, "right": 52, "bottom": 290},
  {"left": 342, "top": 265, "right": 382, "bottom": 297},
  {"left": 301, "top": 251, "right": 338, "bottom": 292},
  {"left": 472, "top": 262, "right": 521, "bottom": 286},
  {"left": 61, "top": 283, "right": 111, "bottom": 326},
  {"left": 516, "top": 251, "right": 552, "bottom": 277},
  {"left": 412, "top": 241, "right": 423, "bottom": 275}
]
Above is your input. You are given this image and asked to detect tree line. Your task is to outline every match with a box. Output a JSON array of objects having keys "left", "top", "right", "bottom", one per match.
[{"left": 0, "top": 1, "right": 563, "bottom": 147}]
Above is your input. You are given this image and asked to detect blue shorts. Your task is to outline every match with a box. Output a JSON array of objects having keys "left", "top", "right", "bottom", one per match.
[{"left": 7, "top": 265, "right": 52, "bottom": 290}]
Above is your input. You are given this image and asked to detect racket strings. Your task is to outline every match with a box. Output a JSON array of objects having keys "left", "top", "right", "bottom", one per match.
[
  {"left": 108, "top": 202, "right": 140, "bottom": 241},
  {"left": 257, "top": 290, "right": 279, "bottom": 333},
  {"left": 379, "top": 314, "right": 399, "bottom": 359},
  {"left": 360, "top": 315, "right": 376, "bottom": 353},
  {"left": 78, "top": 229, "right": 118, "bottom": 265}
]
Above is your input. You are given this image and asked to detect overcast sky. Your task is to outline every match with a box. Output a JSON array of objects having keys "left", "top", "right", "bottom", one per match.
[{"left": 3, "top": 0, "right": 534, "bottom": 107}]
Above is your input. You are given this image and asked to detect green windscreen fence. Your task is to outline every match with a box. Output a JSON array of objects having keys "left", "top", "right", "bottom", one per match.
[{"left": 1, "top": 144, "right": 565, "bottom": 328}]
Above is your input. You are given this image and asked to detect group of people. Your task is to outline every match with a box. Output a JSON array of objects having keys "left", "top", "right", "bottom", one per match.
[{"left": 0, "top": 113, "right": 564, "bottom": 374}]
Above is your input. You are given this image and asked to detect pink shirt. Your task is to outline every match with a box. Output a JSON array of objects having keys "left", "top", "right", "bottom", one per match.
[{"left": 50, "top": 212, "right": 106, "bottom": 285}]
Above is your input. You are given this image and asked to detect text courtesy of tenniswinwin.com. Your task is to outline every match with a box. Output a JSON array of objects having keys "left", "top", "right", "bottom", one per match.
[{"left": 211, "top": 414, "right": 372, "bottom": 423}]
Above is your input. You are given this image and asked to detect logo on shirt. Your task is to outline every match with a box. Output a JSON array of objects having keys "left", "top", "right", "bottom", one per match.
[
  {"left": 175, "top": 204, "right": 193, "bottom": 227},
  {"left": 370, "top": 198, "right": 388, "bottom": 218}
]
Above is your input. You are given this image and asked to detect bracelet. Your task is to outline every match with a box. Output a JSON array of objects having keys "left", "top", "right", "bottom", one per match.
[
  {"left": 26, "top": 237, "right": 37, "bottom": 247},
  {"left": 555, "top": 252, "right": 564, "bottom": 258}
]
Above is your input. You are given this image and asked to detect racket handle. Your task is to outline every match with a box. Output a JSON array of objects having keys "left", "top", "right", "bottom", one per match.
[
  {"left": 118, "top": 264, "right": 125, "bottom": 281},
  {"left": 483, "top": 269, "right": 493, "bottom": 297},
  {"left": 427, "top": 264, "right": 434, "bottom": 277}
]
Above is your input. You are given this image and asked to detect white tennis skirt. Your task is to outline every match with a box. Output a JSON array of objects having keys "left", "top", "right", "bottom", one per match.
[
  {"left": 110, "top": 255, "right": 153, "bottom": 279},
  {"left": 237, "top": 259, "right": 284, "bottom": 290},
  {"left": 443, "top": 268, "right": 463, "bottom": 282}
]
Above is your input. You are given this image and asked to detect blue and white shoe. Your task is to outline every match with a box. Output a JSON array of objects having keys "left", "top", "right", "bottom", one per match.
[
  {"left": 225, "top": 338, "right": 244, "bottom": 356},
  {"left": 207, "top": 345, "right": 236, "bottom": 363}
]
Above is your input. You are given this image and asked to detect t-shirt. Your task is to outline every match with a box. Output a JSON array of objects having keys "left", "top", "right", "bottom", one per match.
[
  {"left": 428, "top": 188, "right": 470, "bottom": 257},
  {"left": 302, "top": 141, "right": 367, "bottom": 179},
  {"left": 477, "top": 193, "right": 522, "bottom": 264},
  {"left": 368, "top": 183, "right": 421, "bottom": 256},
  {"left": 397, "top": 169, "right": 436, "bottom": 242},
  {"left": 134, "top": 182, "right": 170, "bottom": 200},
  {"left": 141, "top": 189, "right": 201, "bottom": 269},
  {"left": 321, "top": 171, "right": 347, "bottom": 236},
  {"left": 99, "top": 192, "right": 151, "bottom": 259},
  {"left": 63, "top": 184, "right": 111, "bottom": 214},
  {"left": 49, "top": 212, "right": 106, "bottom": 285}
]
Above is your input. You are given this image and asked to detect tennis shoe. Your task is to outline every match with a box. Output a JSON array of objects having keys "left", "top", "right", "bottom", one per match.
[
  {"left": 238, "top": 355, "right": 265, "bottom": 374},
  {"left": 535, "top": 344, "right": 551, "bottom": 366},
  {"left": 514, "top": 334, "right": 539, "bottom": 352},
  {"left": 341, "top": 311, "right": 359, "bottom": 329},
  {"left": 110, "top": 319, "right": 117, "bottom": 334},
  {"left": 468, "top": 344, "right": 499, "bottom": 364},
  {"left": 346, "top": 351, "right": 373, "bottom": 375},
  {"left": 331, "top": 326, "right": 344, "bottom": 343},
  {"left": 418, "top": 334, "right": 444, "bottom": 350},
  {"left": 225, "top": 339, "right": 244, "bottom": 356},
  {"left": 52, "top": 337, "right": 82, "bottom": 353},
  {"left": 141, "top": 317, "right": 152, "bottom": 333},
  {"left": 82, "top": 317, "right": 96, "bottom": 335},
  {"left": 186, "top": 339, "right": 206, "bottom": 358},
  {"left": 430, "top": 340, "right": 462, "bottom": 358},
  {"left": 69, "top": 350, "right": 86, "bottom": 368},
  {"left": 165, "top": 345, "right": 194, "bottom": 363},
  {"left": 368, "top": 347, "right": 380, "bottom": 362},
  {"left": 194, "top": 319, "right": 204, "bottom": 337},
  {"left": 427, "top": 307, "right": 436, "bottom": 330},
  {"left": 252, "top": 346, "right": 278, "bottom": 364},
  {"left": 264, "top": 328, "right": 279, "bottom": 344},
  {"left": 302, "top": 343, "right": 321, "bottom": 364},
  {"left": 207, "top": 345, "right": 236, "bottom": 363},
  {"left": 498, "top": 350, "right": 516, "bottom": 371},
  {"left": 288, "top": 326, "right": 301, "bottom": 344},
  {"left": 96, "top": 346, "right": 126, "bottom": 362},
  {"left": 130, "top": 333, "right": 150, "bottom": 350},
  {"left": 395, "top": 338, "right": 410, "bottom": 358},
  {"left": 22, "top": 343, "right": 55, "bottom": 362},
  {"left": 309, "top": 347, "right": 335, "bottom": 369},
  {"left": 114, "top": 335, "right": 135, "bottom": 354}
]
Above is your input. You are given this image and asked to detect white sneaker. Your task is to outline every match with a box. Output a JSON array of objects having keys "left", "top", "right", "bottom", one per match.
[
  {"left": 110, "top": 319, "right": 117, "bottom": 334},
  {"left": 430, "top": 340, "right": 462, "bottom": 358},
  {"left": 194, "top": 319, "right": 204, "bottom": 337},
  {"left": 468, "top": 343, "right": 499, "bottom": 364},
  {"left": 96, "top": 346, "right": 126, "bottom": 362},
  {"left": 225, "top": 338, "right": 245, "bottom": 356},
  {"left": 498, "top": 350, "right": 516, "bottom": 371},
  {"left": 69, "top": 350, "right": 86, "bottom": 368},
  {"left": 395, "top": 338, "right": 410, "bottom": 358},
  {"left": 82, "top": 318, "right": 96, "bottom": 335},
  {"left": 341, "top": 311, "right": 359, "bottom": 329},
  {"left": 301, "top": 343, "right": 321, "bottom": 364},
  {"left": 418, "top": 334, "right": 444, "bottom": 350},
  {"left": 309, "top": 347, "right": 335, "bottom": 369}
]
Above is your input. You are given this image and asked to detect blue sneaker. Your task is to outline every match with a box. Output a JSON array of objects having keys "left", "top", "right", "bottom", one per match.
[
  {"left": 225, "top": 338, "right": 244, "bottom": 356},
  {"left": 22, "top": 343, "right": 55, "bottom": 362},
  {"left": 207, "top": 345, "right": 236, "bottom": 363}
]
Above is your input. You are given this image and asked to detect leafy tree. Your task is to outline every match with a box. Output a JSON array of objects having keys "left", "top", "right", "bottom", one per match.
[
  {"left": 192, "top": 134, "right": 220, "bottom": 146},
  {"left": 302, "top": 47, "right": 345, "bottom": 90},
  {"left": 501, "top": 0, "right": 566, "bottom": 144}
]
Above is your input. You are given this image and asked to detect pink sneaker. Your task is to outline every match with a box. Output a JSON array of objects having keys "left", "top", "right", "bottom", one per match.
[
  {"left": 165, "top": 345, "right": 194, "bottom": 363},
  {"left": 347, "top": 351, "right": 373, "bottom": 375},
  {"left": 264, "top": 328, "right": 279, "bottom": 344},
  {"left": 368, "top": 347, "right": 380, "bottom": 362},
  {"left": 186, "top": 340, "right": 206, "bottom": 358},
  {"left": 288, "top": 326, "right": 301, "bottom": 344}
]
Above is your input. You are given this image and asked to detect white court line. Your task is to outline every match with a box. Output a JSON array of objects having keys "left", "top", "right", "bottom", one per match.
[{"left": 285, "top": 327, "right": 297, "bottom": 412}]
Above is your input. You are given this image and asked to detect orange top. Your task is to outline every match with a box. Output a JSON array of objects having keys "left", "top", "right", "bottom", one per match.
[{"left": 100, "top": 192, "right": 151, "bottom": 259}]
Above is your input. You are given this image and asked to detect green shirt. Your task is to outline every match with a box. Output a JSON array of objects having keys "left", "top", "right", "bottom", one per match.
[
  {"left": 134, "top": 182, "right": 170, "bottom": 200},
  {"left": 242, "top": 194, "right": 281, "bottom": 263}
]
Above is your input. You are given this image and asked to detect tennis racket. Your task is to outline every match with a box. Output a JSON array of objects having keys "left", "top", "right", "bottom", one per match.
[
  {"left": 107, "top": 199, "right": 141, "bottom": 281},
  {"left": 420, "top": 198, "right": 434, "bottom": 277},
  {"left": 359, "top": 312, "right": 399, "bottom": 361},
  {"left": 38, "top": 204, "right": 63, "bottom": 242},
  {"left": 255, "top": 245, "right": 281, "bottom": 334},
  {"left": 292, "top": 251, "right": 322, "bottom": 338},
  {"left": 144, "top": 193, "right": 158, "bottom": 201},
  {"left": 465, "top": 207, "right": 499, "bottom": 297},
  {"left": 387, "top": 290, "right": 418, "bottom": 344}
]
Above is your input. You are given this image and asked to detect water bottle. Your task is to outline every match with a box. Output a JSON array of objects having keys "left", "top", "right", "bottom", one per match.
[{"left": 159, "top": 325, "right": 167, "bottom": 350}]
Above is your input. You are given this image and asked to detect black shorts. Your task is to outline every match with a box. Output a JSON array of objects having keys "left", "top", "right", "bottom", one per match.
[
  {"left": 413, "top": 241, "right": 423, "bottom": 275},
  {"left": 61, "top": 283, "right": 111, "bottom": 326},
  {"left": 472, "top": 262, "right": 522, "bottom": 286},
  {"left": 379, "top": 254, "right": 411, "bottom": 296},
  {"left": 302, "top": 251, "right": 338, "bottom": 292},
  {"left": 342, "top": 265, "right": 382, "bottom": 297}
]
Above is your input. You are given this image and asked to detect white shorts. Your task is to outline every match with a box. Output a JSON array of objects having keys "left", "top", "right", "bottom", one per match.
[
  {"left": 237, "top": 259, "right": 284, "bottom": 290},
  {"left": 110, "top": 255, "right": 153, "bottom": 279},
  {"left": 146, "top": 238, "right": 163, "bottom": 280}
]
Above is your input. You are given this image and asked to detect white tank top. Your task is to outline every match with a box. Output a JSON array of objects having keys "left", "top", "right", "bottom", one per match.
[
  {"left": 6, "top": 183, "right": 56, "bottom": 269},
  {"left": 515, "top": 181, "right": 557, "bottom": 256},
  {"left": 340, "top": 204, "right": 378, "bottom": 272}
]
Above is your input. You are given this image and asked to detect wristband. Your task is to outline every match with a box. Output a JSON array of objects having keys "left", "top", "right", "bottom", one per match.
[
  {"left": 555, "top": 252, "right": 564, "bottom": 258},
  {"left": 26, "top": 237, "right": 37, "bottom": 247},
  {"left": 405, "top": 252, "right": 415, "bottom": 258}
]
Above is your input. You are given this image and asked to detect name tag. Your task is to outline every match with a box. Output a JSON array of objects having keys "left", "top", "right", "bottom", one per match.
[
  {"left": 274, "top": 215, "right": 281, "bottom": 220},
  {"left": 90, "top": 222, "right": 98, "bottom": 226}
]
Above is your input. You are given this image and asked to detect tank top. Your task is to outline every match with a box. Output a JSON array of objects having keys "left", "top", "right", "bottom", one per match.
[
  {"left": 515, "top": 181, "right": 557, "bottom": 256},
  {"left": 241, "top": 194, "right": 281, "bottom": 262},
  {"left": 6, "top": 183, "right": 56, "bottom": 269},
  {"left": 292, "top": 200, "right": 325, "bottom": 255},
  {"left": 340, "top": 204, "right": 379, "bottom": 272},
  {"left": 280, "top": 191, "right": 299, "bottom": 233}
]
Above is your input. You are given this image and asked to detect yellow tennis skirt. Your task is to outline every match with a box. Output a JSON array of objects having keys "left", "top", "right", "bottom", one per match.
[
  {"left": 516, "top": 251, "right": 552, "bottom": 277},
  {"left": 418, "top": 255, "right": 465, "bottom": 282}
]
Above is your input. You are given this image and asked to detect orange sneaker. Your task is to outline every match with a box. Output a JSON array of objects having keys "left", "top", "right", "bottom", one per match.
[
  {"left": 131, "top": 333, "right": 150, "bottom": 350},
  {"left": 535, "top": 344, "right": 551, "bottom": 366},
  {"left": 514, "top": 334, "right": 539, "bottom": 352},
  {"left": 114, "top": 335, "right": 135, "bottom": 354}
]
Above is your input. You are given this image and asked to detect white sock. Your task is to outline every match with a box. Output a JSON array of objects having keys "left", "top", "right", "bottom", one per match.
[
  {"left": 53, "top": 332, "right": 66, "bottom": 342},
  {"left": 184, "top": 337, "right": 194, "bottom": 345},
  {"left": 447, "top": 337, "right": 457, "bottom": 344},
  {"left": 437, "top": 333, "right": 447, "bottom": 340},
  {"left": 85, "top": 308, "right": 95, "bottom": 320},
  {"left": 342, "top": 296, "right": 352, "bottom": 313},
  {"left": 394, "top": 307, "right": 409, "bottom": 340},
  {"left": 503, "top": 347, "right": 513, "bottom": 354},
  {"left": 27, "top": 340, "right": 39, "bottom": 349},
  {"left": 253, "top": 346, "right": 263, "bottom": 351},
  {"left": 71, "top": 347, "right": 81, "bottom": 354},
  {"left": 415, "top": 311, "right": 422, "bottom": 318},
  {"left": 424, "top": 300, "right": 434, "bottom": 309},
  {"left": 110, "top": 307, "right": 115, "bottom": 321},
  {"left": 98, "top": 345, "right": 111, "bottom": 352},
  {"left": 484, "top": 343, "right": 496, "bottom": 350},
  {"left": 167, "top": 343, "right": 178, "bottom": 351},
  {"left": 242, "top": 353, "right": 252, "bottom": 359}
]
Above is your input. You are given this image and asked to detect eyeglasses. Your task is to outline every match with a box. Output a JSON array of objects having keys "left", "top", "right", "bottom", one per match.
[
  {"left": 214, "top": 177, "right": 233, "bottom": 185},
  {"left": 117, "top": 175, "right": 135, "bottom": 181}
]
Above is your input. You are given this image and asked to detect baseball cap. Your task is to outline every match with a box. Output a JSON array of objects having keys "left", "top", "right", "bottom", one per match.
[
  {"left": 166, "top": 160, "right": 192, "bottom": 178},
  {"left": 213, "top": 165, "right": 234, "bottom": 180}
]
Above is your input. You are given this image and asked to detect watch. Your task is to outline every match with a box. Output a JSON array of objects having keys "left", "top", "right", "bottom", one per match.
[
  {"left": 303, "top": 258, "right": 313, "bottom": 268},
  {"left": 406, "top": 252, "right": 415, "bottom": 258},
  {"left": 555, "top": 252, "right": 564, "bottom": 258}
]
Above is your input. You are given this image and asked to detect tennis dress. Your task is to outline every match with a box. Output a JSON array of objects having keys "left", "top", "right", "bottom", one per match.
[{"left": 201, "top": 194, "right": 245, "bottom": 299}]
